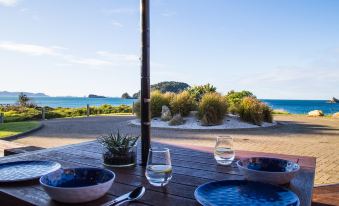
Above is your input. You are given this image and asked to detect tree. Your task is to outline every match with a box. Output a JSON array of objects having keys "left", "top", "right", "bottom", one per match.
[
  {"left": 121, "top": 92, "right": 132, "bottom": 99},
  {"left": 186, "top": 83, "right": 217, "bottom": 101},
  {"left": 17, "top": 93, "right": 30, "bottom": 107}
]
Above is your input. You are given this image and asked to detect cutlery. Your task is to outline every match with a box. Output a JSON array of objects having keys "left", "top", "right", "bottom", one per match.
[{"left": 102, "top": 186, "right": 145, "bottom": 206}]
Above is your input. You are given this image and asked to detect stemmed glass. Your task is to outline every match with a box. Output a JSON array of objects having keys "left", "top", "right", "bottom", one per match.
[
  {"left": 145, "top": 148, "right": 172, "bottom": 187},
  {"left": 214, "top": 136, "right": 235, "bottom": 165}
]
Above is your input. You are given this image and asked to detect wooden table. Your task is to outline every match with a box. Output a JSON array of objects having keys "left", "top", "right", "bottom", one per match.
[{"left": 0, "top": 141, "right": 316, "bottom": 206}]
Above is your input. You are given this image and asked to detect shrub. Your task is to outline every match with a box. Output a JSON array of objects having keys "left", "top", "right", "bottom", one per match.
[
  {"left": 186, "top": 83, "right": 217, "bottom": 101},
  {"left": 2, "top": 104, "right": 133, "bottom": 122},
  {"left": 261, "top": 103, "right": 273, "bottom": 123},
  {"left": 225, "top": 90, "right": 255, "bottom": 114},
  {"left": 238, "top": 97, "right": 263, "bottom": 125},
  {"left": 4, "top": 107, "right": 41, "bottom": 122},
  {"left": 198, "top": 93, "right": 228, "bottom": 125},
  {"left": 170, "top": 91, "right": 196, "bottom": 116},
  {"left": 150, "top": 91, "right": 171, "bottom": 118}
]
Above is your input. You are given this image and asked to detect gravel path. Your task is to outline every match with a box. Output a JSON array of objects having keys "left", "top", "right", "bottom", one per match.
[{"left": 8, "top": 115, "right": 339, "bottom": 185}]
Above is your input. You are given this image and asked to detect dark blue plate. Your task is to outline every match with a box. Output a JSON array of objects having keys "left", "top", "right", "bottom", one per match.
[
  {"left": 194, "top": 180, "right": 300, "bottom": 206},
  {"left": 0, "top": 161, "right": 61, "bottom": 182}
]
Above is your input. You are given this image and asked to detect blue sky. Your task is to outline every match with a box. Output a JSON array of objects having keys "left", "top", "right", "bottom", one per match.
[{"left": 0, "top": 0, "right": 338, "bottom": 99}]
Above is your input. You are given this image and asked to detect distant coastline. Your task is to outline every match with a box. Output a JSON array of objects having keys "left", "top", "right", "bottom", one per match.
[{"left": 0, "top": 91, "right": 48, "bottom": 97}]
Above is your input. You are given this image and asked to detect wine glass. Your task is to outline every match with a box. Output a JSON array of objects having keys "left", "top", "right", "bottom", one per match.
[
  {"left": 214, "top": 136, "right": 235, "bottom": 165},
  {"left": 145, "top": 148, "right": 172, "bottom": 187}
]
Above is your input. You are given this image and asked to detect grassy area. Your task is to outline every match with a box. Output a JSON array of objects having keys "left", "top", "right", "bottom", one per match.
[{"left": 0, "top": 121, "right": 40, "bottom": 138}]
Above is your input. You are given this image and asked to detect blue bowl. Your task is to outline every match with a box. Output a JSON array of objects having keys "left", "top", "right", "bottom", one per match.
[
  {"left": 237, "top": 157, "right": 300, "bottom": 185},
  {"left": 40, "top": 167, "right": 115, "bottom": 203}
]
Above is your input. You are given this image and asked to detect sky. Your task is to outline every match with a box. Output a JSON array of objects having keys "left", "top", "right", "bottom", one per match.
[{"left": 0, "top": 0, "right": 338, "bottom": 99}]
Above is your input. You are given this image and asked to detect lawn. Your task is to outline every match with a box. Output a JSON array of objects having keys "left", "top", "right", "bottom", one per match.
[{"left": 0, "top": 121, "right": 40, "bottom": 138}]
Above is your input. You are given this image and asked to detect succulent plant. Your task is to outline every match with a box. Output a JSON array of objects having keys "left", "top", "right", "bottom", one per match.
[{"left": 97, "top": 130, "right": 139, "bottom": 155}]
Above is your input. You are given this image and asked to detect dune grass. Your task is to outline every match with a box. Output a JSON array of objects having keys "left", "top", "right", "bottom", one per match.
[{"left": 0, "top": 121, "right": 40, "bottom": 138}]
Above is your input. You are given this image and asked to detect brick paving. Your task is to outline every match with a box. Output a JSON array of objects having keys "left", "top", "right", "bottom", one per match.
[{"left": 4, "top": 115, "right": 338, "bottom": 185}]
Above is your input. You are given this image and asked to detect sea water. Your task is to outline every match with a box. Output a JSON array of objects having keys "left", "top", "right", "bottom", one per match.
[{"left": 0, "top": 97, "right": 338, "bottom": 114}]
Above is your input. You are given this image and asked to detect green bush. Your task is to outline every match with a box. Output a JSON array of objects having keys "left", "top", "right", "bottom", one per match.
[
  {"left": 198, "top": 93, "right": 228, "bottom": 125},
  {"left": 170, "top": 91, "right": 196, "bottom": 116},
  {"left": 225, "top": 90, "right": 255, "bottom": 114},
  {"left": 238, "top": 97, "right": 263, "bottom": 125},
  {"left": 186, "top": 83, "right": 217, "bottom": 101},
  {"left": 4, "top": 107, "right": 41, "bottom": 122},
  {"left": 2, "top": 104, "right": 133, "bottom": 122},
  {"left": 261, "top": 103, "right": 273, "bottom": 123},
  {"left": 150, "top": 90, "right": 171, "bottom": 118}
]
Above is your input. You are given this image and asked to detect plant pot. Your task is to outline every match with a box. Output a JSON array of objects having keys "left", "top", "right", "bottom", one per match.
[{"left": 102, "top": 145, "right": 137, "bottom": 167}]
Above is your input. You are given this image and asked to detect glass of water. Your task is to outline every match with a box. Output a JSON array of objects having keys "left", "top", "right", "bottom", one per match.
[
  {"left": 214, "top": 136, "right": 235, "bottom": 165},
  {"left": 145, "top": 148, "right": 172, "bottom": 187}
]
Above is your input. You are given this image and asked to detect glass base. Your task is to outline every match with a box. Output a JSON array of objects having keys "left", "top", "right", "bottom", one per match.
[
  {"left": 146, "top": 178, "right": 171, "bottom": 187},
  {"left": 103, "top": 162, "right": 136, "bottom": 168},
  {"left": 216, "top": 160, "right": 233, "bottom": 165}
]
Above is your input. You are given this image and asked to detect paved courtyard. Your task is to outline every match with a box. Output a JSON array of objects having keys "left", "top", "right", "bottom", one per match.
[{"left": 7, "top": 115, "right": 339, "bottom": 185}]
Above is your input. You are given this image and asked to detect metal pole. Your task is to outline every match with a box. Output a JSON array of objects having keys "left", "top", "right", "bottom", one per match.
[
  {"left": 0, "top": 113, "right": 4, "bottom": 124},
  {"left": 140, "top": 0, "right": 151, "bottom": 166},
  {"left": 87, "top": 104, "right": 90, "bottom": 117},
  {"left": 42, "top": 107, "right": 45, "bottom": 120},
  {"left": 132, "top": 102, "right": 135, "bottom": 115}
]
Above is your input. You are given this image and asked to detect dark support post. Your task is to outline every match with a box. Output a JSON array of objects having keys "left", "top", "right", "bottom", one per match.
[
  {"left": 0, "top": 113, "right": 4, "bottom": 124},
  {"left": 132, "top": 102, "right": 135, "bottom": 115},
  {"left": 41, "top": 107, "right": 45, "bottom": 120},
  {"left": 87, "top": 104, "right": 90, "bottom": 117},
  {"left": 140, "top": 0, "right": 151, "bottom": 166}
]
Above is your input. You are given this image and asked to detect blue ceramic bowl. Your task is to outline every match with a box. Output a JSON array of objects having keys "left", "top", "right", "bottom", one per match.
[
  {"left": 40, "top": 167, "right": 115, "bottom": 203},
  {"left": 237, "top": 157, "right": 300, "bottom": 185}
]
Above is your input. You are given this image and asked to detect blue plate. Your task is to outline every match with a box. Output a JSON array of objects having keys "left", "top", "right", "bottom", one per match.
[
  {"left": 194, "top": 180, "right": 300, "bottom": 206},
  {"left": 0, "top": 161, "right": 61, "bottom": 182}
]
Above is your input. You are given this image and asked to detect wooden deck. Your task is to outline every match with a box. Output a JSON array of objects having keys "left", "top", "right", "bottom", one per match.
[
  {"left": 0, "top": 140, "right": 26, "bottom": 157},
  {"left": 0, "top": 141, "right": 316, "bottom": 206}
]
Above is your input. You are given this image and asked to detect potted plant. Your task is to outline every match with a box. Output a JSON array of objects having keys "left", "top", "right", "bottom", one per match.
[{"left": 97, "top": 131, "right": 139, "bottom": 167}]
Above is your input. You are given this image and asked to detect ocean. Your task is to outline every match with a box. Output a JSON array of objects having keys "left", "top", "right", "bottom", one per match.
[{"left": 0, "top": 97, "right": 338, "bottom": 115}]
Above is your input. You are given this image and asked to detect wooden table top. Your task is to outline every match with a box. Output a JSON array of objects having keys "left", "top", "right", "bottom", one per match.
[{"left": 0, "top": 141, "right": 316, "bottom": 206}]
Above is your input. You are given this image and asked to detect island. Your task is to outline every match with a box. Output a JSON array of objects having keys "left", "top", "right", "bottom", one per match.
[
  {"left": 88, "top": 94, "right": 106, "bottom": 98},
  {"left": 132, "top": 81, "right": 190, "bottom": 98},
  {"left": 121, "top": 92, "right": 134, "bottom": 99},
  {"left": 0, "top": 91, "right": 49, "bottom": 97},
  {"left": 327, "top": 97, "right": 339, "bottom": 103}
]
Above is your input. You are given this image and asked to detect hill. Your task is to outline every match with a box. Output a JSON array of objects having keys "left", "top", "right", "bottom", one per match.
[
  {"left": 0, "top": 91, "right": 49, "bottom": 97},
  {"left": 132, "top": 81, "right": 190, "bottom": 98}
]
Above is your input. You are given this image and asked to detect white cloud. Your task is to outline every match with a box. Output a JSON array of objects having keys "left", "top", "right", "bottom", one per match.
[
  {"left": 111, "top": 20, "right": 123, "bottom": 28},
  {"left": 97, "top": 51, "right": 139, "bottom": 65},
  {"left": 0, "top": 0, "right": 17, "bottom": 7},
  {"left": 0, "top": 41, "right": 58, "bottom": 56},
  {"left": 0, "top": 42, "right": 141, "bottom": 68}
]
